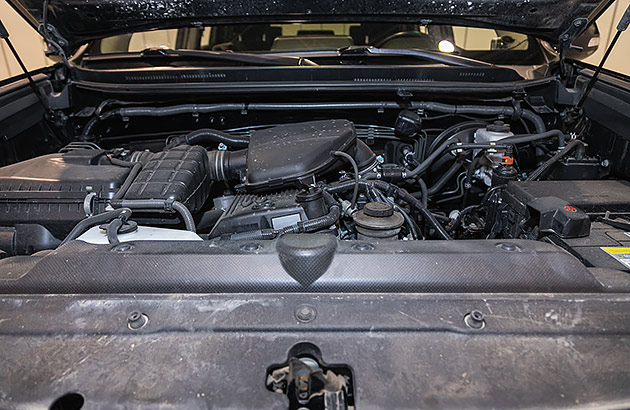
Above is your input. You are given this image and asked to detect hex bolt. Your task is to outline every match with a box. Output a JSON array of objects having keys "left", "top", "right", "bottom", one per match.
[
  {"left": 497, "top": 242, "right": 519, "bottom": 252},
  {"left": 127, "top": 311, "right": 149, "bottom": 330},
  {"left": 295, "top": 305, "right": 317, "bottom": 323},
  {"left": 240, "top": 243, "right": 262, "bottom": 252},
  {"left": 351, "top": 242, "right": 375, "bottom": 251},
  {"left": 111, "top": 243, "right": 134, "bottom": 252},
  {"left": 464, "top": 310, "right": 485, "bottom": 329}
]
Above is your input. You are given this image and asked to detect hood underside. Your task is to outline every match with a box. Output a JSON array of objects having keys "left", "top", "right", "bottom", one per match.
[{"left": 7, "top": 0, "right": 614, "bottom": 55}]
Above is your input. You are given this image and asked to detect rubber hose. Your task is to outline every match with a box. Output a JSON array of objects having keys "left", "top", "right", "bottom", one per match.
[
  {"left": 411, "top": 102, "right": 546, "bottom": 133},
  {"left": 391, "top": 185, "right": 452, "bottom": 240},
  {"left": 82, "top": 102, "right": 545, "bottom": 138},
  {"left": 427, "top": 158, "right": 465, "bottom": 196},
  {"left": 229, "top": 229, "right": 278, "bottom": 241},
  {"left": 427, "top": 121, "right": 488, "bottom": 155},
  {"left": 447, "top": 205, "right": 477, "bottom": 233},
  {"left": 180, "top": 128, "right": 249, "bottom": 149},
  {"left": 106, "top": 208, "right": 132, "bottom": 245},
  {"left": 332, "top": 151, "right": 359, "bottom": 210},
  {"left": 60, "top": 208, "right": 131, "bottom": 246},
  {"left": 110, "top": 199, "right": 196, "bottom": 232},
  {"left": 501, "top": 129, "right": 566, "bottom": 147},
  {"left": 405, "top": 131, "right": 566, "bottom": 178},
  {"left": 112, "top": 162, "right": 142, "bottom": 201},
  {"left": 108, "top": 156, "right": 138, "bottom": 167},
  {"left": 418, "top": 178, "right": 429, "bottom": 208},
  {"left": 526, "top": 140, "right": 586, "bottom": 181}
]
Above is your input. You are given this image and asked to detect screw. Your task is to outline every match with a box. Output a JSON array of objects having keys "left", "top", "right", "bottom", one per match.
[
  {"left": 497, "top": 242, "right": 519, "bottom": 252},
  {"left": 295, "top": 305, "right": 317, "bottom": 323},
  {"left": 111, "top": 243, "right": 134, "bottom": 252},
  {"left": 601, "top": 159, "right": 610, "bottom": 168},
  {"left": 376, "top": 155, "right": 385, "bottom": 164},
  {"left": 464, "top": 310, "right": 485, "bottom": 329},
  {"left": 352, "top": 242, "right": 374, "bottom": 251},
  {"left": 573, "top": 20, "right": 582, "bottom": 27},
  {"left": 241, "top": 243, "right": 262, "bottom": 252},
  {"left": 127, "top": 311, "right": 148, "bottom": 330}
]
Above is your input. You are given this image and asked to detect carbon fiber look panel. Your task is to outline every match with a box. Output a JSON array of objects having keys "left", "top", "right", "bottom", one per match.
[{"left": 0, "top": 236, "right": 602, "bottom": 294}]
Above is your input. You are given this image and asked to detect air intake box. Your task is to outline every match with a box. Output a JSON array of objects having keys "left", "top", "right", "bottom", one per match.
[
  {"left": 0, "top": 149, "right": 130, "bottom": 238},
  {"left": 124, "top": 145, "right": 211, "bottom": 212},
  {"left": 243, "top": 120, "right": 356, "bottom": 191}
]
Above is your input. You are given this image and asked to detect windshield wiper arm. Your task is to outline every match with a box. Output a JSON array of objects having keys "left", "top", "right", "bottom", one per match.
[
  {"left": 338, "top": 46, "right": 493, "bottom": 67},
  {"left": 85, "top": 47, "right": 318, "bottom": 66},
  {"left": 142, "top": 48, "right": 319, "bottom": 66}
]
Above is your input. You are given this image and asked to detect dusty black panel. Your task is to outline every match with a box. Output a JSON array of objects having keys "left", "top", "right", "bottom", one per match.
[{"left": 1, "top": 293, "right": 630, "bottom": 409}]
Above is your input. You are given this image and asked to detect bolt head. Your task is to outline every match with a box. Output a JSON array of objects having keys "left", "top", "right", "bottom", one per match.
[
  {"left": 241, "top": 243, "right": 262, "bottom": 252},
  {"left": 127, "top": 311, "right": 148, "bottom": 330},
  {"left": 464, "top": 310, "right": 485, "bottom": 329},
  {"left": 295, "top": 304, "right": 316, "bottom": 323}
]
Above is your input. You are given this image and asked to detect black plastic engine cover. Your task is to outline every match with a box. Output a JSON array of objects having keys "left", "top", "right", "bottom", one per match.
[
  {"left": 243, "top": 120, "right": 356, "bottom": 191},
  {"left": 124, "top": 145, "right": 211, "bottom": 212}
]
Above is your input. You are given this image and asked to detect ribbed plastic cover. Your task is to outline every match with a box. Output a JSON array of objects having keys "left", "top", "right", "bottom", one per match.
[{"left": 124, "top": 145, "right": 210, "bottom": 212}]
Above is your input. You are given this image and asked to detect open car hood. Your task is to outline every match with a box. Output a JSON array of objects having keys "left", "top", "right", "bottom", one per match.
[{"left": 6, "top": 0, "right": 615, "bottom": 56}]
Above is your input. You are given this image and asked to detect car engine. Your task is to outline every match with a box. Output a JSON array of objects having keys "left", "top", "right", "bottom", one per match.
[{"left": 1, "top": 101, "right": 629, "bottom": 260}]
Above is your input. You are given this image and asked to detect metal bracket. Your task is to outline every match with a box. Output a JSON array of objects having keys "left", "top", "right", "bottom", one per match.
[
  {"left": 558, "top": 18, "right": 589, "bottom": 54},
  {"left": 38, "top": 23, "right": 69, "bottom": 62}
]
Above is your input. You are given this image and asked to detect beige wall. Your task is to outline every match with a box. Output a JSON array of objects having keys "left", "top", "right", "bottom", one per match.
[
  {"left": 0, "top": 0, "right": 52, "bottom": 80},
  {"left": 0, "top": 0, "right": 629, "bottom": 81},
  {"left": 583, "top": 0, "right": 630, "bottom": 73}
]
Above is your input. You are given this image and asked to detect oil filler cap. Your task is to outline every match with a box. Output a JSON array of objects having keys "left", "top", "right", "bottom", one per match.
[{"left": 363, "top": 202, "right": 394, "bottom": 217}]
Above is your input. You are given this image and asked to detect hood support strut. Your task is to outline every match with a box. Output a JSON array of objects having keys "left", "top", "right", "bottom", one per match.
[{"left": 0, "top": 17, "right": 52, "bottom": 116}]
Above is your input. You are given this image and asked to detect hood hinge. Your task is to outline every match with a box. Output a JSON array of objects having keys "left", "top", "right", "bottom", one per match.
[
  {"left": 38, "top": 23, "right": 69, "bottom": 63},
  {"left": 557, "top": 18, "right": 589, "bottom": 75}
]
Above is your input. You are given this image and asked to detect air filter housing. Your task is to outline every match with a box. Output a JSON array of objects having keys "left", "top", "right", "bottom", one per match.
[{"left": 242, "top": 120, "right": 357, "bottom": 191}]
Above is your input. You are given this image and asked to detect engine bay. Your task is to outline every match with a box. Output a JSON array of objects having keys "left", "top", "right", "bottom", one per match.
[{"left": 1, "top": 97, "right": 630, "bottom": 275}]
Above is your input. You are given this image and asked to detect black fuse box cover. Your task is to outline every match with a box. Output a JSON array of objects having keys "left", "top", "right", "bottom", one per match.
[
  {"left": 243, "top": 120, "right": 356, "bottom": 191},
  {"left": 506, "top": 180, "right": 630, "bottom": 214},
  {"left": 501, "top": 180, "right": 630, "bottom": 239},
  {"left": 124, "top": 145, "right": 210, "bottom": 212}
]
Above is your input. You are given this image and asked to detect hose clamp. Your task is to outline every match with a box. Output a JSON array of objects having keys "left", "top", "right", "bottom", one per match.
[
  {"left": 163, "top": 198, "right": 175, "bottom": 212},
  {"left": 83, "top": 189, "right": 97, "bottom": 217}
]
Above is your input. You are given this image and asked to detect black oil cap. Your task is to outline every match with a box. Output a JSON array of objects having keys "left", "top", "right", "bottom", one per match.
[
  {"left": 487, "top": 121, "right": 511, "bottom": 133},
  {"left": 363, "top": 202, "right": 394, "bottom": 218}
]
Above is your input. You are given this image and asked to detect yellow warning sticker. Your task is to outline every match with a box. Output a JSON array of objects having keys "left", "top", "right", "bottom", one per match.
[{"left": 601, "top": 247, "right": 630, "bottom": 269}]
